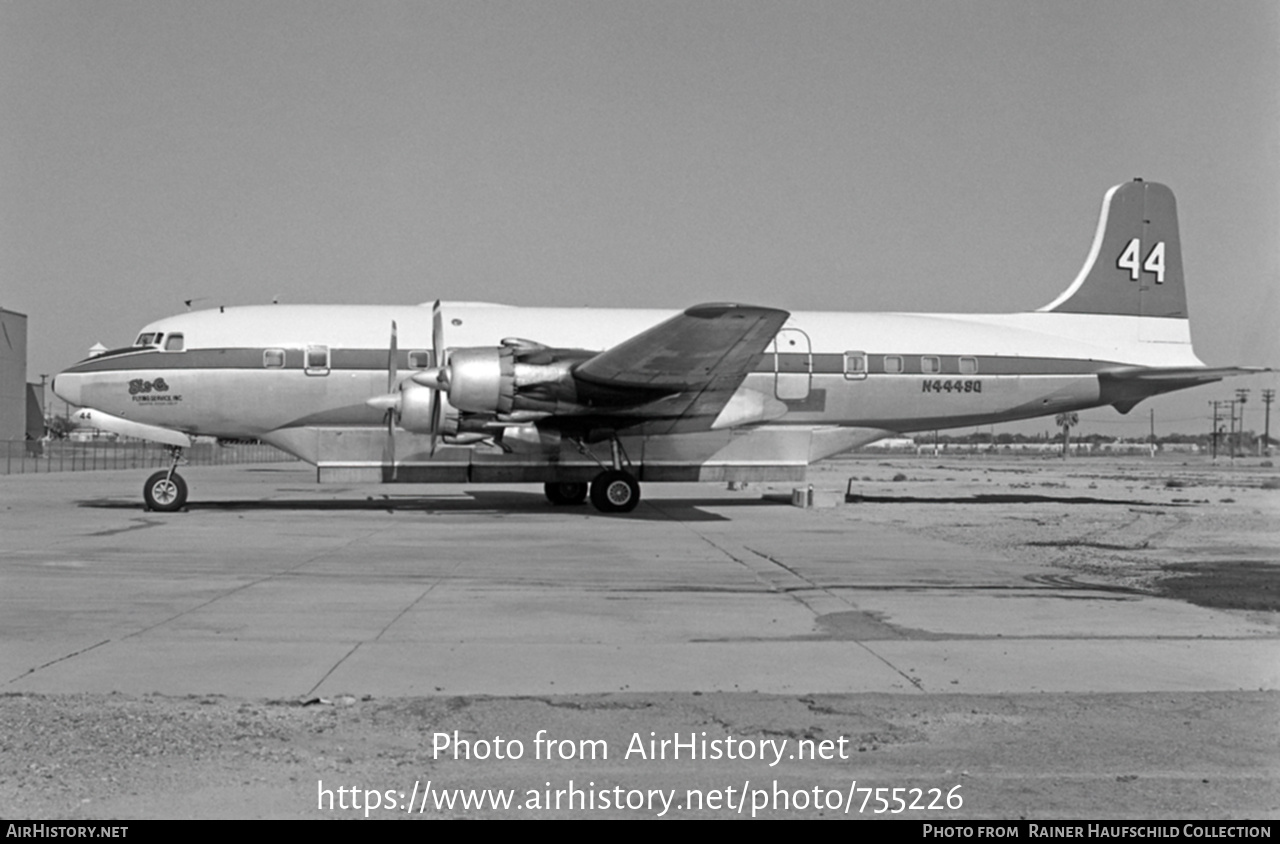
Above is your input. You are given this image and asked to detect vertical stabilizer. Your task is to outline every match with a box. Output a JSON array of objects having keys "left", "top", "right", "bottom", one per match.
[{"left": 1040, "top": 180, "right": 1187, "bottom": 318}]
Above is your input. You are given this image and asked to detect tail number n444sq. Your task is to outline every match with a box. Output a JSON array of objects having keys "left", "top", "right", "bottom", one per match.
[
  {"left": 922, "top": 380, "right": 982, "bottom": 394},
  {"left": 1117, "top": 238, "right": 1166, "bottom": 283}
]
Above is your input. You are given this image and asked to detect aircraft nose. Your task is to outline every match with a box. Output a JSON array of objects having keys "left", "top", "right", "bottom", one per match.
[{"left": 51, "top": 373, "right": 81, "bottom": 407}]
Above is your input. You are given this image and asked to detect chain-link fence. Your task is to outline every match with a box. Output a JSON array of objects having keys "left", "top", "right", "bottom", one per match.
[{"left": 1, "top": 438, "right": 296, "bottom": 475}]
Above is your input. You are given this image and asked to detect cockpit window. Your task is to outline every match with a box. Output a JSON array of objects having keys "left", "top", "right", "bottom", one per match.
[
  {"left": 135, "top": 333, "right": 160, "bottom": 347},
  {"left": 164, "top": 333, "right": 184, "bottom": 351}
]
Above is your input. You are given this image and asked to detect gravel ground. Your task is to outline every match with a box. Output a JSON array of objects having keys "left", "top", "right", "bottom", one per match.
[{"left": 2, "top": 690, "right": 1277, "bottom": 819}]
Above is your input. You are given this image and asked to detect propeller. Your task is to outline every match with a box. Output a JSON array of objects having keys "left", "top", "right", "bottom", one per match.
[
  {"left": 363, "top": 320, "right": 406, "bottom": 480},
  {"left": 364, "top": 303, "right": 450, "bottom": 460},
  {"left": 397, "top": 302, "right": 459, "bottom": 455},
  {"left": 378, "top": 321, "right": 399, "bottom": 480}
]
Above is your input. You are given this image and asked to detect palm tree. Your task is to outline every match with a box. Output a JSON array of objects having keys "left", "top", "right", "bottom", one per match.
[{"left": 1055, "top": 412, "right": 1079, "bottom": 458}]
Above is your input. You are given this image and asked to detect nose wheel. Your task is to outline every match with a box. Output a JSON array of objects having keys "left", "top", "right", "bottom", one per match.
[
  {"left": 589, "top": 470, "right": 641, "bottom": 513},
  {"left": 143, "top": 446, "right": 188, "bottom": 512},
  {"left": 144, "top": 470, "right": 188, "bottom": 512}
]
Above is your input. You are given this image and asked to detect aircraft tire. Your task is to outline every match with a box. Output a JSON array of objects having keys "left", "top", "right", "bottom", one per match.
[
  {"left": 544, "top": 482, "right": 588, "bottom": 506},
  {"left": 589, "top": 470, "right": 641, "bottom": 514},
  {"left": 144, "top": 471, "right": 188, "bottom": 512}
]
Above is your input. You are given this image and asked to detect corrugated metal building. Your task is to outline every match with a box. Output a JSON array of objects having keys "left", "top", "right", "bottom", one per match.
[{"left": 0, "top": 308, "right": 29, "bottom": 441}]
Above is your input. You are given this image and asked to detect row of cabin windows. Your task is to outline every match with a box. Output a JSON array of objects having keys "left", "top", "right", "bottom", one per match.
[
  {"left": 263, "top": 347, "right": 438, "bottom": 372},
  {"left": 843, "top": 353, "right": 979, "bottom": 376}
]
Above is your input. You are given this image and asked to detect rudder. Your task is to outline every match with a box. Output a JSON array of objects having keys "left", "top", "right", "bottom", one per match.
[{"left": 1040, "top": 179, "right": 1187, "bottom": 318}]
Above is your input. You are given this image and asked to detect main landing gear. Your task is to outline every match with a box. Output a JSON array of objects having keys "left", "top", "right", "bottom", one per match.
[
  {"left": 588, "top": 469, "right": 640, "bottom": 513},
  {"left": 543, "top": 481, "right": 588, "bottom": 506},
  {"left": 547, "top": 435, "right": 642, "bottom": 514},
  {"left": 143, "top": 447, "right": 188, "bottom": 512}
]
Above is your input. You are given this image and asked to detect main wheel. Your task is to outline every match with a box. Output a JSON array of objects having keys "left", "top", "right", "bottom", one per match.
[
  {"left": 544, "top": 481, "right": 588, "bottom": 506},
  {"left": 144, "top": 471, "right": 188, "bottom": 512},
  {"left": 589, "top": 470, "right": 641, "bottom": 513}
]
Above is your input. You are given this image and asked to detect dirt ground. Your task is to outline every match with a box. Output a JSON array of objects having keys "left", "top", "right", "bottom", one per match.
[{"left": 2, "top": 454, "right": 1276, "bottom": 819}]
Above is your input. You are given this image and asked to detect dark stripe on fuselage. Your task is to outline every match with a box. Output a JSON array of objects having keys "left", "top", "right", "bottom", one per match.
[
  {"left": 64, "top": 348, "right": 436, "bottom": 373},
  {"left": 63, "top": 347, "right": 1123, "bottom": 377}
]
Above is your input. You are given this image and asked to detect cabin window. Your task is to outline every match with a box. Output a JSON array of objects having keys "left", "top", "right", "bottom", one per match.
[
  {"left": 263, "top": 349, "right": 286, "bottom": 368},
  {"left": 164, "top": 333, "right": 184, "bottom": 351},
  {"left": 959, "top": 356, "right": 979, "bottom": 375},
  {"left": 884, "top": 355, "right": 903, "bottom": 374},
  {"left": 305, "top": 345, "right": 330, "bottom": 375},
  {"left": 843, "top": 351, "right": 867, "bottom": 380},
  {"left": 921, "top": 355, "right": 941, "bottom": 374},
  {"left": 408, "top": 350, "right": 434, "bottom": 369}
]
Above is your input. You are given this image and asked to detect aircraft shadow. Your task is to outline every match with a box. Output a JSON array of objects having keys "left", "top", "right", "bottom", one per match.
[
  {"left": 75, "top": 491, "right": 788, "bottom": 521},
  {"left": 844, "top": 492, "right": 1174, "bottom": 506}
]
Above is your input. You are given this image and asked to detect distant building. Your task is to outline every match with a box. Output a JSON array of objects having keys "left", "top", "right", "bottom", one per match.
[
  {"left": 0, "top": 308, "right": 29, "bottom": 441},
  {"left": 26, "top": 383, "right": 44, "bottom": 436}
]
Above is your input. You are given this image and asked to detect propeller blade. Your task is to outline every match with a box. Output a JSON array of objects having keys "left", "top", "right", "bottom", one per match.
[
  {"left": 384, "top": 320, "right": 399, "bottom": 481},
  {"left": 387, "top": 320, "right": 398, "bottom": 394},
  {"left": 430, "top": 301, "right": 444, "bottom": 456},
  {"left": 432, "top": 301, "right": 443, "bottom": 367},
  {"left": 381, "top": 414, "right": 396, "bottom": 482}
]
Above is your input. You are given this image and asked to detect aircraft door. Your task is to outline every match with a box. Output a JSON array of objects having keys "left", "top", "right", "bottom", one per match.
[{"left": 772, "top": 328, "right": 811, "bottom": 401}]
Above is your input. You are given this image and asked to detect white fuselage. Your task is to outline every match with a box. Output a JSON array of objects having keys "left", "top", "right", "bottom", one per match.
[{"left": 53, "top": 301, "right": 1203, "bottom": 484}]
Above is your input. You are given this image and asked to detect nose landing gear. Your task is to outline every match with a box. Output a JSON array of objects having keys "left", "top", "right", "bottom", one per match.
[
  {"left": 143, "top": 447, "right": 188, "bottom": 512},
  {"left": 543, "top": 481, "right": 588, "bottom": 506}
]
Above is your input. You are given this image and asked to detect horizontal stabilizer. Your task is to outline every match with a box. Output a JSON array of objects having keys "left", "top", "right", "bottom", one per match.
[
  {"left": 1098, "top": 365, "right": 1272, "bottom": 414},
  {"left": 1101, "top": 365, "right": 1271, "bottom": 383}
]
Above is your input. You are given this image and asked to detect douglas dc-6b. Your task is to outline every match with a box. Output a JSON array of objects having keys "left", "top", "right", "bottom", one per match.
[{"left": 53, "top": 180, "right": 1266, "bottom": 513}]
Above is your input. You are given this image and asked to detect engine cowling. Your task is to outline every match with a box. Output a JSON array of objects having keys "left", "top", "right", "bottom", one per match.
[
  {"left": 446, "top": 348, "right": 516, "bottom": 413},
  {"left": 426, "top": 346, "right": 578, "bottom": 415},
  {"left": 397, "top": 384, "right": 458, "bottom": 435}
]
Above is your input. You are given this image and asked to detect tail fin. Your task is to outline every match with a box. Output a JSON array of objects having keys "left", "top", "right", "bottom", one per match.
[{"left": 1039, "top": 179, "right": 1188, "bottom": 318}]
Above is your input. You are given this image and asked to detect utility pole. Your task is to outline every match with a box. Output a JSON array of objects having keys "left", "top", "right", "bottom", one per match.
[
  {"left": 1263, "top": 389, "right": 1275, "bottom": 457},
  {"left": 1235, "top": 388, "right": 1250, "bottom": 458},
  {"left": 1228, "top": 399, "right": 1238, "bottom": 462},
  {"left": 1210, "top": 401, "right": 1222, "bottom": 461}
]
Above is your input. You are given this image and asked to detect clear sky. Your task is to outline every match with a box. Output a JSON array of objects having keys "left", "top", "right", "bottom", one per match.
[{"left": 3, "top": 1, "right": 1277, "bottom": 437}]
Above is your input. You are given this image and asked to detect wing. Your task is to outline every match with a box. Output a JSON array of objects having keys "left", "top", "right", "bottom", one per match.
[
  {"left": 573, "top": 303, "right": 790, "bottom": 391},
  {"left": 568, "top": 303, "right": 791, "bottom": 432}
]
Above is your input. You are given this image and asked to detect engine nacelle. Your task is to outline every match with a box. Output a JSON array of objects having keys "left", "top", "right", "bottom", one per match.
[
  {"left": 442, "top": 347, "right": 577, "bottom": 414},
  {"left": 447, "top": 348, "right": 516, "bottom": 414}
]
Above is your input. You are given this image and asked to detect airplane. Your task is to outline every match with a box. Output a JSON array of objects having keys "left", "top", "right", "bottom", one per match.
[{"left": 52, "top": 179, "right": 1268, "bottom": 514}]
